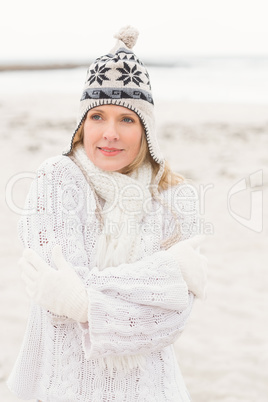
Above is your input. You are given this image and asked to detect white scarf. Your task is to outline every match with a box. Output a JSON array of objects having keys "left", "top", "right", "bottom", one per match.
[{"left": 72, "top": 145, "right": 153, "bottom": 372}]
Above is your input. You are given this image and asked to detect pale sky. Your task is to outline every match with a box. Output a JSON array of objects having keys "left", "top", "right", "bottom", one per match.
[{"left": 1, "top": 0, "right": 268, "bottom": 62}]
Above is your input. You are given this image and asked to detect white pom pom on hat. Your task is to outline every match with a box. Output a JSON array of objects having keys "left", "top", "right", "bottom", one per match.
[{"left": 114, "top": 25, "right": 139, "bottom": 49}]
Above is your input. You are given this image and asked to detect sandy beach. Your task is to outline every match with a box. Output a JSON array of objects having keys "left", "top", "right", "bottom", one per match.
[{"left": 1, "top": 89, "right": 267, "bottom": 401}]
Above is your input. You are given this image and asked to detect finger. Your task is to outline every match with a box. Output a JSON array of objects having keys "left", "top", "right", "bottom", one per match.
[
  {"left": 21, "top": 272, "right": 36, "bottom": 296},
  {"left": 200, "top": 254, "right": 208, "bottom": 263},
  {"left": 23, "top": 248, "right": 49, "bottom": 273},
  {"left": 185, "top": 234, "right": 206, "bottom": 249},
  {"left": 200, "top": 255, "right": 208, "bottom": 270},
  {"left": 25, "top": 283, "right": 36, "bottom": 299},
  {"left": 20, "top": 251, "right": 37, "bottom": 272},
  {"left": 52, "top": 245, "right": 68, "bottom": 271},
  {"left": 20, "top": 259, "right": 39, "bottom": 281},
  {"left": 21, "top": 271, "right": 34, "bottom": 287},
  {"left": 18, "top": 256, "right": 28, "bottom": 270},
  {"left": 172, "top": 235, "right": 204, "bottom": 249}
]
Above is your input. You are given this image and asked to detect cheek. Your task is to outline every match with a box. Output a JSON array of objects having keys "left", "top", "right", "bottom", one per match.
[
  {"left": 83, "top": 134, "right": 91, "bottom": 152},
  {"left": 83, "top": 124, "right": 96, "bottom": 147},
  {"left": 131, "top": 131, "right": 143, "bottom": 155},
  {"left": 133, "top": 141, "right": 141, "bottom": 157},
  {"left": 82, "top": 126, "right": 96, "bottom": 159}
]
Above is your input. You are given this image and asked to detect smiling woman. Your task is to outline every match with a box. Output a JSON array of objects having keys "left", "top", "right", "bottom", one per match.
[{"left": 7, "top": 26, "right": 207, "bottom": 402}]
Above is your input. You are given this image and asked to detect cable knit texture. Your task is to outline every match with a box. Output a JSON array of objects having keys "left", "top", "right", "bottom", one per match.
[
  {"left": 20, "top": 245, "right": 89, "bottom": 322},
  {"left": 7, "top": 154, "right": 199, "bottom": 401}
]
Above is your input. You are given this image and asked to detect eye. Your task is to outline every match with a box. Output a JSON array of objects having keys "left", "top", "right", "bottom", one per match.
[
  {"left": 122, "top": 117, "right": 134, "bottom": 123},
  {"left": 91, "top": 114, "right": 102, "bottom": 121}
]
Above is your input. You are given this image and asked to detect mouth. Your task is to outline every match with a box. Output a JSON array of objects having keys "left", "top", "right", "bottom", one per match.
[{"left": 97, "top": 147, "right": 123, "bottom": 156}]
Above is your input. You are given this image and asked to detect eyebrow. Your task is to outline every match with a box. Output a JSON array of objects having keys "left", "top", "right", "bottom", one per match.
[
  {"left": 89, "top": 109, "right": 137, "bottom": 117},
  {"left": 88, "top": 109, "right": 104, "bottom": 114}
]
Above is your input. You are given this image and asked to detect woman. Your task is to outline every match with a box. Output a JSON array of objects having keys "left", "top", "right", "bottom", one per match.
[{"left": 8, "top": 26, "right": 207, "bottom": 401}]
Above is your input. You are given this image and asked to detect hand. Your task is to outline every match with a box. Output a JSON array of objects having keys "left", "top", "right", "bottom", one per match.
[
  {"left": 167, "top": 235, "right": 208, "bottom": 299},
  {"left": 20, "top": 245, "right": 88, "bottom": 322}
]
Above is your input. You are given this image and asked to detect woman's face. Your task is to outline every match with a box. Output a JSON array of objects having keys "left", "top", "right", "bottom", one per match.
[{"left": 83, "top": 104, "right": 143, "bottom": 172}]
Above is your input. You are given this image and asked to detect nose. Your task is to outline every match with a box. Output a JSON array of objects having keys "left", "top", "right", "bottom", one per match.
[{"left": 103, "top": 121, "right": 119, "bottom": 141}]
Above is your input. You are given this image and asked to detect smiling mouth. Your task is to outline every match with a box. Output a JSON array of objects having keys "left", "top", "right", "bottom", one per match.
[
  {"left": 98, "top": 147, "right": 123, "bottom": 152},
  {"left": 98, "top": 147, "right": 123, "bottom": 156}
]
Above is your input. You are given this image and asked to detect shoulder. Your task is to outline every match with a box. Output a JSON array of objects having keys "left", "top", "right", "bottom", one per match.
[
  {"left": 37, "top": 154, "right": 82, "bottom": 178},
  {"left": 33, "top": 154, "right": 92, "bottom": 199},
  {"left": 161, "top": 180, "right": 199, "bottom": 212},
  {"left": 35, "top": 154, "right": 90, "bottom": 189},
  {"left": 160, "top": 180, "right": 200, "bottom": 240},
  {"left": 33, "top": 155, "right": 97, "bottom": 214}
]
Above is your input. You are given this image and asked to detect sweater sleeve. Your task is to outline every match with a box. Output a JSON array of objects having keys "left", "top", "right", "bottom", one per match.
[
  {"left": 18, "top": 157, "right": 193, "bottom": 357},
  {"left": 79, "top": 254, "right": 193, "bottom": 358},
  {"left": 17, "top": 156, "right": 91, "bottom": 298},
  {"left": 78, "top": 180, "right": 198, "bottom": 358}
]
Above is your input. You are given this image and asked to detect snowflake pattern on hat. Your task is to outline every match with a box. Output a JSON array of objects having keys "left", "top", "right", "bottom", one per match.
[
  {"left": 85, "top": 47, "right": 148, "bottom": 90},
  {"left": 87, "top": 64, "right": 111, "bottom": 86},
  {"left": 116, "top": 62, "right": 144, "bottom": 86}
]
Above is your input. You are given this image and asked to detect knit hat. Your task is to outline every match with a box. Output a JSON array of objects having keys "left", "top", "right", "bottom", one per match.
[{"left": 64, "top": 26, "right": 164, "bottom": 164}]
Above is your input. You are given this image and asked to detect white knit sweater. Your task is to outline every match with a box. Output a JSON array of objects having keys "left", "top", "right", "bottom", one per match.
[{"left": 7, "top": 155, "right": 199, "bottom": 402}]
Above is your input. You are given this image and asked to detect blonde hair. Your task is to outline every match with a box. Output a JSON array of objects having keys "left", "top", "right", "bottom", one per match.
[{"left": 70, "top": 118, "right": 184, "bottom": 191}]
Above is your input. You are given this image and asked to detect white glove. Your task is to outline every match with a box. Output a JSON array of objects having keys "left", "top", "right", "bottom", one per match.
[
  {"left": 167, "top": 235, "right": 208, "bottom": 300},
  {"left": 20, "top": 245, "right": 88, "bottom": 323}
]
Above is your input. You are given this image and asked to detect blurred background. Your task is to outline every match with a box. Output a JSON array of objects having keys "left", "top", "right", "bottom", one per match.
[
  {"left": 1, "top": 0, "right": 268, "bottom": 401},
  {"left": 1, "top": 0, "right": 268, "bottom": 103}
]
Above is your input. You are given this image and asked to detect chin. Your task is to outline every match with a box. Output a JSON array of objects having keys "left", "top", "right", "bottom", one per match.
[{"left": 98, "top": 163, "right": 126, "bottom": 172}]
